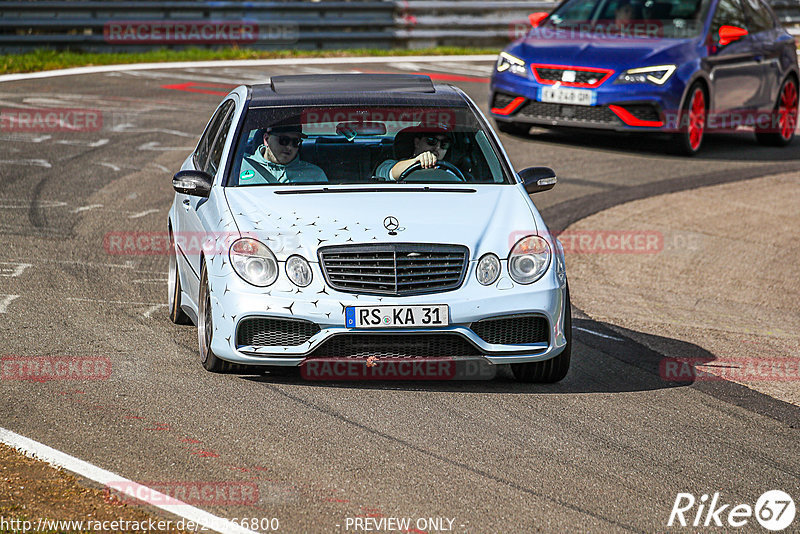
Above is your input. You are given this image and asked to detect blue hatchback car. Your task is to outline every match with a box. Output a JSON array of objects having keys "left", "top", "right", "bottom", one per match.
[{"left": 490, "top": 0, "right": 798, "bottom": 154}]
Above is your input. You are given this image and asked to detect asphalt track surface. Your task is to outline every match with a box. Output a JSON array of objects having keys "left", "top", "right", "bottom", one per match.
[{"left": 1, "top": 59, "right": 799, "bottom": 533}]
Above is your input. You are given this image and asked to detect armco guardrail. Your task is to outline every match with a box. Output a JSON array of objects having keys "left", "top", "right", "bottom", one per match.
[
  {"left": 0, "top": 1, "right": 396, "bottom": 52},
  {"left": 0, "top": 0, "right": 797, "bottom": 53},
  {"left": 394, "top": 1, "right": 556, "bottom": 46},
  {"left": 769, "top": 0, "right": 800, "bottom": 36}
]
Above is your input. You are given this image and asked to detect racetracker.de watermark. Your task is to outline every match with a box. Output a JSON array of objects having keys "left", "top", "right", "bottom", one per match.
[
  {"left": 509, "top": 230, "right": 664, "bottom": 254},
  {"left": 1, "top": 356, "right": 111, "bottom": 382},
  {"left": 0, "top": 108, "right": 102, "bottom": 132},
  {"left": 301, "top": 357, "right": 496, "bottom": 381},
  {"left": 508, "top": 20, "right": 703, "bottom": 41},
  {"left": 301, "top": 107, "right": 457, "bottom": 134},
  {"left": 103, "top": 20, "right": 295, "bottom": 45},
  {"left": 105, "top": 481, "right": 259, "bottom": 507},
  {"left": 660, "top": 358, "right": 800, "bottom": 382},
  {"left": 103, "top": 231, "right": 301, "bottom": 256}
]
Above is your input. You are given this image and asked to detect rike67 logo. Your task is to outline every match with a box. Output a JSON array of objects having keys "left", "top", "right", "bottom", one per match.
[{"left": 668, "top": 491, "right": 796, "bottom": 531}]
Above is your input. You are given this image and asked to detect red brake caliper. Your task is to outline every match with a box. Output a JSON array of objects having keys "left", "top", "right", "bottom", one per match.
[
  {"left": 779, "top": 81, "right": 798, "bottom": 141},
  {"left": 689, "top": 89, "right": 705, "bottom": 150}
]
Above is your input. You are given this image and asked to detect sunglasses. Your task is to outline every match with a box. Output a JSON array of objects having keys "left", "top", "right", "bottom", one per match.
[
  {"left": 422, "top": 136, "right": 452, "bottom": 150},
  {"left": 276, "top": 135, "right": 303, "bottom": 148}
]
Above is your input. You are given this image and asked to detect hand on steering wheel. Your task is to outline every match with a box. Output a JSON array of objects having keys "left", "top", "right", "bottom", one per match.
[{"left": 397, "top": 159, "right": 467, "bottom": 182}]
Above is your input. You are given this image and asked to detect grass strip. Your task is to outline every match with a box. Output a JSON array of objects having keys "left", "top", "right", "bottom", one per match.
[{"left": 0, "top": 47, "right": 499, "bottom": 75}]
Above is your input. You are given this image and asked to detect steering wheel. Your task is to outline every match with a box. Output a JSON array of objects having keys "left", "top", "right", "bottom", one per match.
[{"left": 396, "top": 160, "right": 467, "bottom": 182}]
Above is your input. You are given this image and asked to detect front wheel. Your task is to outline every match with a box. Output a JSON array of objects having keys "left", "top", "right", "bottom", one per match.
[
  {"left": 671, "top": 82, "right": 707, "bottom": 156},
  {"left": 198, "top": 262, "right": 228, "bottom": 373},
  {"left": 755, "top": 76, "right": 798, "bottom": 147},
  {"left": 511, "top": 287, "right": 571, "bottom": 383},
  {"left": 168, "top": 228, "right": 192, "bottom": 325}
]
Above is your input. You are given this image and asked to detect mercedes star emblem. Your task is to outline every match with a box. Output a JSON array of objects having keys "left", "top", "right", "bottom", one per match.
[{"left": 383, "top": 216, "right": 400, "bottom": 235}]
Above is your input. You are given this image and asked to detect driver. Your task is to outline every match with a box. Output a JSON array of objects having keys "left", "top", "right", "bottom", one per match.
[
  {"left": 375, "top": 125, "right": 453, "bottom": 181},
  {"left": 239, "top": 124, "right": 327, "bottom": 184}
]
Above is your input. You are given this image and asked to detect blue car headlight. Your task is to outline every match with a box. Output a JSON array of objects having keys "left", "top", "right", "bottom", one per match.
[
  {"left": 496, "top": 52, "right": 528, "bottom": 78},
  {"left": 615, "top": 65, "right": 676, "bottom": 85}
]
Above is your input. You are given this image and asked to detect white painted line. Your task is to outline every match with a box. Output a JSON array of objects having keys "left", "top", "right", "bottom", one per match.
[
  {"left": 138, "top": 141, "right": 194, "bottom": 151},
  {"left": 71, "top": 204, "right": 103, "bottom": 213},
  {"left": 96, "top": 162, "right": 121, "bottom": 172},
  {"left": 575, "top": 326, "right": 625, "bottom": 342},
  {"left": 143, "top": 303, "right": 167, "bottom": 318},
  {"left": 110, "top": 124, "right": 196, "bottom": 138},
  {"left": 66, "top": 297, "right": 165, "bottom": 307},
  {"left": 0, "top": 133, "right": 52, "bottom": 143},
  {"left": 0, "top": 199, "right": 67, "bottom": 209},
  {"left": 0, "top": 55, "right": 497, "bottom": 83},
  {"left": 128, "top": 209, "right": 160, "bottom": 219},
  {"left": 0, "top": 262, "right": 32, "bottom": 278},
  {"left": 0, "top": 158, "right": 51, "bottom": 168},
  {"left": 0, "top": 427, "right": 259, "bottom": 534},
  {"left": 56, "top": 138, "right": 109, "bottom": 148},
  {"left": 0, "top": 294, "right": 19, "bottom": 314},
  {"left": 133, "top": 278, "right": 169, "bottom": 284}
]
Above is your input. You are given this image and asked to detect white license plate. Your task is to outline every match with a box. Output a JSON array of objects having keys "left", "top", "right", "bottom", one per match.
[
  {"left": 345, "top": 305, "right": 449, "bottom": 328},
  {"left": 540, "top": 87, "right": 594, "bottom": 106}
]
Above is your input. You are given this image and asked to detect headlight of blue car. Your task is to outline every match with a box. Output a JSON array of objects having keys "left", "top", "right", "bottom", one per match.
[
  {"left": 496, "top": 52, "right": 528, "bottom": 78},
  {"left": 615, "top": 65, "right": 676, "bottom": 85}
]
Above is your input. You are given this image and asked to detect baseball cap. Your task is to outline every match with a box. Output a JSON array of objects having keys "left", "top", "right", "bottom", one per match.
[{"left": 266, "top": 124, "right": 308, "bottom": 138}]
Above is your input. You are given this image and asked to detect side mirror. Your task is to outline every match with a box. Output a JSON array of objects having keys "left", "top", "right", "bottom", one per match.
[
  {"left": 520, "top": 167, "right": 557, "bottom": 194},
  {"left": 718, "top": 25, "right": 748, "bottom": 46},
  {"left": 528, "top": 12, "right": 549, "bottom": 27},
  {"left": 173, "top": 169, "right": 213, "bottom": 198}
]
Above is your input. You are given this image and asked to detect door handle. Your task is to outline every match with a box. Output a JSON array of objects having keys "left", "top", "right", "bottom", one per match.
[{"left": 182, "top": 199, "right": 190, "bottom": 210}]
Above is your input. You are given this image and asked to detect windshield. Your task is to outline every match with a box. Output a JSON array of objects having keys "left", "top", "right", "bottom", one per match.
[
  {"left": 543, "top": 0, "right": 713, "bottom": 38},
  {"left": 227, "top": 105, "right": 512, "bottom": 186}
]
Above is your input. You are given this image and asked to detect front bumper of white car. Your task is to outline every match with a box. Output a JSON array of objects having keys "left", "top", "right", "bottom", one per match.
[{"left": 199, "top": 249, "right": 569, "bottom": 367}]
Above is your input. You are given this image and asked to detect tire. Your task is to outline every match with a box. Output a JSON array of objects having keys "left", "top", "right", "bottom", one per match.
[
  {"left": 168, "top": 228, "right": 192, "bottom": 325},
  {"left": 671, "top": 82, "right": 707, "bottom": 156},
  {"left": 198, "top": 262, "right": 228, "bottom": 373},
  {"left": 755, "top": 76, "right": 798, "bottom": 147},
  {"left": 495, "top": 120, "right": 531, "bottom": 136},
  {"left": 511, "top": 286, "right": 572, "bottom": 383}
]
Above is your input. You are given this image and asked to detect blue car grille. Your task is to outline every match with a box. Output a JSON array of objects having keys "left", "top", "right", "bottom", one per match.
[
  {"left": 518, "top": 101, "right": 619, "bottom": 124},
  {"left": 471, "top": 315, "right": 549, "bottom": 345},
  {"left": 318, "top": 243, "right": 469, "bottom": 296},
  {"left": 533, "top": 66, "right": 613, "bottom": 87}
]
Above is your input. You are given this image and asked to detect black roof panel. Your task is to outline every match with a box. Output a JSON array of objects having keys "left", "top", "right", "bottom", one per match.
[
  {"left": 270, "top": 73, "right": 435, "bottom": 94},
  {"left": 248, "top": 74, "right": 466, "bottom": 108}
]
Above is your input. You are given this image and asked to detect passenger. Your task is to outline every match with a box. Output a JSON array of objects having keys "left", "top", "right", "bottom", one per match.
[
  {"left": 239, "top": 124, "right": 327, "bottom": 184},
  {"left": 375, "top": 125, "right": 453, "bottom": 181},
  {"left": 615, "top": 0, "right": 635, "bottom": 25}
]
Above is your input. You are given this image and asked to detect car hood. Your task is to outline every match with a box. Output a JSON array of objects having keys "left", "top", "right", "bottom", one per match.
[
  {"left": 223, "top": 185, "right": 538, "bottom": 261},
  {"left": 511, "top": 35, "right": 697, "bottom": 70}
]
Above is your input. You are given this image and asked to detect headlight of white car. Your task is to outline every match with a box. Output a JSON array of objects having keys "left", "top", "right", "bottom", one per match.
[
  {"left": 476, "top": 253, "right": 501, "bottom": 285},
  {"left": 496, "top": 52, "right": 528, "bottom": 77},
  {"left": 508, "top": 235, "right": 551, "bottom": 284},
  {"left": 286, "top": 255, "right": 312, "bottom": 287},
  {"left": 230, "top": 238, "right": 278, "bottom": 287}
]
